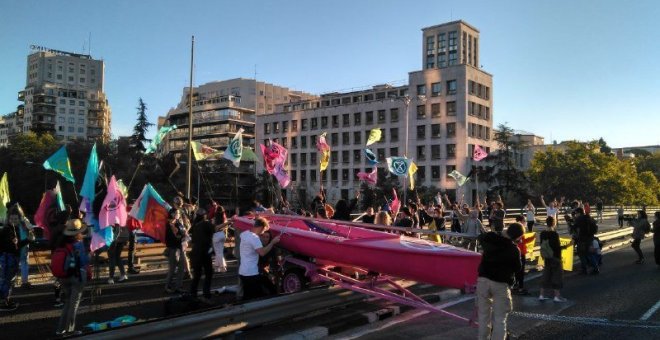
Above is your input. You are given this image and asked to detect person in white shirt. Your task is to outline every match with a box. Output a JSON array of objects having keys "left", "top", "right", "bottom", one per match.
[
  {"left": 239, "top": 217, "right": 280, "bottom": 300},
  {"left": 540, "top": 195, "right": 564, "bottom": 223},
  {"left": 524, "top": 200, "right": 536, "bottom": 232}
]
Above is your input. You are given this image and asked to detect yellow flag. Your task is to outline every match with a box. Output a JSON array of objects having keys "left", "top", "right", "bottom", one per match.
[
  {"left": 320, "top": 150, "right": 330, "bottom": 171},
  {"left": 537, "top": 237, "right": 573, "bottom": 272},
  {"left": 191, "top": 141, "right": 222, "bottom": 161},
  {"left": 0, "top": 173, "right": 10, "bottom": 221},
  {"left": 366, "top": 128, "right": 382, "bottom": 146},
  {"left": 408, "top": 161, "right": 418, "bottom": 190},
  {"left": 427, "top": 219, "right": 442, "bottom": 243}
]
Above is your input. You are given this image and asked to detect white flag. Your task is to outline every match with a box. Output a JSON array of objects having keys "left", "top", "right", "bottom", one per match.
[{"left": 224, "top": 128, "right": 244, "bottom": 167}]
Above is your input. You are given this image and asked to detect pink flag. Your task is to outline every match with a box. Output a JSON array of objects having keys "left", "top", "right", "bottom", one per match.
[
  {"left": 260, "top": 140, "right": 288, "bottom": 175},
  {"left": 390, "top": 188, "right": 401, "bottom": 216},
  {"left": 473, "top": 145, "right": 488, "bottom": 161},
  {"left": 316, "top": 132, "right": 330, "bottom": 152},
  {"left": 273, "top": 163, "right": 291, "bottom": 188},
  {"left": 34, "top": 191, "right": 56, "bottom": 239},
  {"left": 98, "top": 176, "right": 127, "bottom": 228},
  {"left": 357, "top": 167, "right": 378, "bottom": 185}
]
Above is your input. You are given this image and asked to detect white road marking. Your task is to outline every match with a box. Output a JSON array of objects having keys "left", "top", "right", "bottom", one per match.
[
  {"left": 511, "top": 311, "right": 660, "bottom": 329},
  {"left": 640, "top": 299, "right": 660, "bottom": 321}
]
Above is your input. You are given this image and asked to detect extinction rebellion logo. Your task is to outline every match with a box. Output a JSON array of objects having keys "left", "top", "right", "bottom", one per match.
[
  {"left": 391, "top": 159, "right": 408, "bottom": 176},
  {"left": 229, "top": 138, "right": 242, "bottom": 158}
]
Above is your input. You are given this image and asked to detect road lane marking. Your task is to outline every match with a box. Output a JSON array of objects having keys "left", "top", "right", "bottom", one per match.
[
  {"left": 640, "top": 299, "right": 660, "bottom": 321},
  {"left": 510, "top": 311, "right": 660, "bottom": 329}
]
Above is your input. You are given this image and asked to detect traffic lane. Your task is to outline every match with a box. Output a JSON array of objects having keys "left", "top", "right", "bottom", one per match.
[
  {"left": 330, "top": 239, "right": 659, "bottom": 340},
  {"left": 516, "top": 239, "right": 660, "bottom": 340}
]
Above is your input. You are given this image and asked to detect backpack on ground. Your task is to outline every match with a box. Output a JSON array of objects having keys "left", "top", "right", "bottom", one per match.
[
  {"left": 51, "top": 244, "right": 75, "bottom": 278},
  {"left": 540, "top": 239, "right": 554, "bottom": 259}
]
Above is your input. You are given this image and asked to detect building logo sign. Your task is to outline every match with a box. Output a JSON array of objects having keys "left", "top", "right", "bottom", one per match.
[{"left": 30, "top": 45, "right": 90, "bottom": 58}]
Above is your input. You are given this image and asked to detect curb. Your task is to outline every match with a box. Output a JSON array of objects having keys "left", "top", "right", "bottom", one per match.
[{"left": 275, "top": 288, "right": 463, "bottom": 339}]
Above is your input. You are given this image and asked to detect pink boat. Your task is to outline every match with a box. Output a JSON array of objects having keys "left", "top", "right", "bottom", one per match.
[{"left": 233, "top": 215, "right": 481, "bottom": 290}]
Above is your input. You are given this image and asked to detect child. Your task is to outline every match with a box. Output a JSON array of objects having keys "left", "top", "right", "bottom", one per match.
[{"left": 539, "top": 216, "right": 569, "bottom": 302}]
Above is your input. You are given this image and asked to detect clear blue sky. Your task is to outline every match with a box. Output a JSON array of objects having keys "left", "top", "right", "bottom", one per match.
[{"left": 1, "top": 0, "right": 659, "bottom": 148}]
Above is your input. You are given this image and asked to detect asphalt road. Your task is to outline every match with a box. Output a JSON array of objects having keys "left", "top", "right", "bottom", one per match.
[{"left": 328, "top": 239, "right": 659, "bottom": 340}]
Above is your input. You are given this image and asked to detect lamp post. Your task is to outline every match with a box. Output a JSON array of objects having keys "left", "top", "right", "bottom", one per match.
[{"left": 395, "top": 94, "right": 425, "bottom": 205}]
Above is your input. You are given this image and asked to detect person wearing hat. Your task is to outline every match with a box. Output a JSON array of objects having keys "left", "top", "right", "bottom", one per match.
[
  {"left": 189, "top": 208, "right": 215, "bottom": 303},
  {"left": 475, "top": 222, "right": 524, "bottom": 340},
  {"left": 55, "top": 219, "right": 90, "bottom": 336}
]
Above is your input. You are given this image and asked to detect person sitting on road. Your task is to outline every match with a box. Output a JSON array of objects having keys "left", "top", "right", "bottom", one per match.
[
  {"left": 239, "top": 217, "right": 280, "bottom": 301},
  {"left": 476, "top": 222, "right": 524, "bottom": 340},
  {"left": 539, "top": 216, "right": 570, "bottom": 303}
]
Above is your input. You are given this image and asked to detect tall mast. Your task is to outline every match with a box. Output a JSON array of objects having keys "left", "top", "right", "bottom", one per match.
[{"left": 186, "top": 36, "right": 195, "bottom": 199}]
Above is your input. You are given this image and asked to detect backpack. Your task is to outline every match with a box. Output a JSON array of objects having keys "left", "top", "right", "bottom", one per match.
[
  {"left": 540, "top": 239, "right": 554, "bottom": 259},
  {"left": 51, "top": 244, "right": 75, "bottom": 278}
]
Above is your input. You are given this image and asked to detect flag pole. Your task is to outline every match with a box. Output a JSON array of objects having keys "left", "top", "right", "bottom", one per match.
[{"left": 186, "top": 35, "right": 195, "bottom": 199}]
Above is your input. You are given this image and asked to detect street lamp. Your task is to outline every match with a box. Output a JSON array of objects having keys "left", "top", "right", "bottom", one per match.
[{"left": 392, "top": 94, "right": 426, "bottom": 204}]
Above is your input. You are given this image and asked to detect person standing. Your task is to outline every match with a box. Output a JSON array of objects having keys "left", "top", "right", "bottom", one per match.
[
  {"left": 212, "top": 206, "right": 230, "bottom": 273},
  {"left": 55, "top": 219, "right": 90, "bottom": 336},
  {"left": 573, "top": 208, "right": 599, "bottom": 274},
  {"left": 107, "top": 223, "right": 128, "bottom": 284},
  {"left": 524, "top": 200, "right": 536, "bottom": 233},
  {"left": 489, "top": 202, "right": 506, "bottom": 234},
  {"left": 652, "top": 211, "right": 660, "bottom": 267},
  {"left": 595, "top": 199, "right": 604, "bottom": 223},
  {"left": 538, "top": 216, "right": 569, "bottom": 302},
  {"left": 540, "top": 195, "right": 564, "bottom": 223},
  {"left": 617, "top": 205, "right": 625, "bottom": 228},
  {"left": 476, "top": 223, "right": 524, "bottom": 340},
  {"left": 189, "top": 209, "right": 215, "bottom": 303},
  {"left": 126, "top": 205, "right": 142, "bottom": 274},
  {"left": 0, "top": 208, "right": 29, "bottom": 311},
  {"left": 631, "top": 210, "right": 651, "bottom": 264},
  {"left": 239, "top": 217, "right": 280, "bottom": 301},
  {"left": 164, "top": 208, "right": 185, "bottom": 294}
]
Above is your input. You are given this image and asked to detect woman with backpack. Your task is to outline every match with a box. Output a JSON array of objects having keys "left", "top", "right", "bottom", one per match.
[
  {"left": 55, "top": 219, "right": 90, "bottom": 336},
  {"left": 538, "top": 216, "right": 569, "bottom": 303}
]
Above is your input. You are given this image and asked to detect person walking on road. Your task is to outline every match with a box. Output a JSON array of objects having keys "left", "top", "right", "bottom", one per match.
[
  {"left": 631, "top": 210, "right": 651, "bottom": 264},
  {"left": 595, "top": 198, "right": 604, "bottom": 223},
  {"left": 239, "top": 217, "right": 280, "bottom": 301},
  {"left": 476, "top": 222, "right": 524, "bottom": 340},
  {"left": 538, "top": 216, "right": 569, "bottom": 302},
  {"left": 652, "top": 211, "right": 660, "bottom": 267},
  {"left": 617, "top": 205, "right": 625, "bottom": 228},
  {"left": 55, "top": 219, "right": 90, "bottom": 336}
]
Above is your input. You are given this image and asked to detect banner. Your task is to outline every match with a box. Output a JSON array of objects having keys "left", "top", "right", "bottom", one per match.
[
  {"left": 537, "top": 237, "right": 574, "bottom": 272},
  {"left": 356, "top": 167, "right": 377, "bottom": 185},
  {"left": 473, "top": 145, "right": 488, "bottom": 161},
  {"left": 43, "top": 146, "right": 76, "bottom": 183},
  {"left": 448, "top": 170, "right": 469, "bottom": 186},
  {"left": 386, "top": 157, "right": 410, "bottom": 177},
  {"left": 145, "top": 125, "right": 177, "bottom": 154},
  {"left": 366, "top": 128, "right": 382, "bottom": 146},
  {"left": 223, "top": 128, "right": 244, "bottom": 167}
]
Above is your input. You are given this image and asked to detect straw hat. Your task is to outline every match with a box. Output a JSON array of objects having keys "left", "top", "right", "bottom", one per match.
[{"left": 63, "top": 219, "right": 87, "bottom": 236}]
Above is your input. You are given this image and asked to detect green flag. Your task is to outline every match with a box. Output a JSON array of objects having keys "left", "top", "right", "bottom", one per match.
[
  {"left": 43, "top": 146, "right": 75, "bottom": 183},
  {"left": 448, "top": 170, "right": 470, "bottom": 186},
  {"left": 145, "top": 125, "right": 177, "bottom": 154},
  {"left": 223, "top": 128, "right": 244, "bottom": 167}
]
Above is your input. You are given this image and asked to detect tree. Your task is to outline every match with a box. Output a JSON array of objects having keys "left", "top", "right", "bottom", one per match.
[
  {"left": 634, "top": 152, "right": 660, "bottom": 180},
  {"left": 597, "top": 137, "right": 612, "bottom": 154},
  {"left": 255, "top": 170, "right": 281, "bottom": 209},
  {"left": 480, "top": 123, "right": 529, "bottom": 205},
  {"left": 358, "top": 167, "right": 401, "bottom": 210},
  {"left": 130, "top": 98, "right": 153, "bottom": 156}
]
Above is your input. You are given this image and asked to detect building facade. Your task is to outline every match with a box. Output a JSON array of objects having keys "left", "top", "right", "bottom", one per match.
[
  {"left": 7, "top": 46, "right": 112, "bottom": 143},
  {"left": 257, "top": 20, "right": 496, "bottom": 205}
]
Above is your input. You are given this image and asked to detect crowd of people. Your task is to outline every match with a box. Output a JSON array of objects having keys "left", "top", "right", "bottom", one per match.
[{"left": 0, "top": 189, "right": 658, "bottom": 338}]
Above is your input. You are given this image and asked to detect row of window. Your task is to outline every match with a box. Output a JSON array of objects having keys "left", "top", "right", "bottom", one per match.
[
  {"left": 289, "top": 165, "right": 458, "bottom": 183},
  {"left": 58, "top": 108, "right": 87, "bottom": 115},
  {"left": 468, "top": 123, "right": 491, "bottom": 140},
  {"left": 56, "top": 126, "right": 85, "bottom": 133},
  {"left": 468, "top": 81, "right": 490, "bottom": 100},
  {"left": 416, "top": 80, "right": 457, "bottom": 97},
  {"left": 467, "top": 102, "right": 490, "bottom": 120},
  {"left": 425, "top": 31, "right": 478, "bottom": 68},
  {"left": 426, "top": 51, "right": 458, "bottom": 69},
  {"left": 282, "top": 89, "right": 409, "bottom": 112}
]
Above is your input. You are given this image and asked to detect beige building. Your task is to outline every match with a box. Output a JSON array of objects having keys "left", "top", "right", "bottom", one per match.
[
  {"left": 10, "top": 46, "right": 112, "bottom": 143},
  {"left": 258, "top": 20, "right": 496, "bottom": 205}
]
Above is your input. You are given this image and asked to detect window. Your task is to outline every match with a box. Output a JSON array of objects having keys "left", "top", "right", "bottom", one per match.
[
  {"left": 446, "top": 80, "right": 457, "bottom": 95},
  {"left": 446, "top": 144, "right": 456, "bottom": 158},
  {"left": 342, "top": 132, "right": 350, "bottom": 145},
  {"left": 301, "top": 136, "right": 307, "bottom": 148},
  {"left": 342, "top": 169, "right": 349, "bottom": 182},
  {"left": 78, "top": 118, "right": 84, "bottom": 124},
  {"left": 449, "top": 51, "right": 458, "bottom": 66},
  {"left": 417, "top": 145, "right": 426, "bottom": 160},
  {"left": 320, "top": 116, "right": 327, "bottom": 128},
  {"left": 281, "top": 137, "right": 288, "bottom": 148},
  {"left": 431, "top": 124, "right": 441, "bottom": 138},
  {"left": 426, "top": 56, "right": 435, "bottom": 69},
  {"left": 416, "top": 105, "right": 426, "bottom": 119},
  {"left": 69, "top": 109, "right": 75, "bottom": 114},
  {"left": 390, "top": 108, "right": 399, "bottom": 122},
  {"left": 69, "top": 117, "right": 75, "bottom": 124},
  {"left": 283, "top": 121, "right": 288, "bottom": 132},
  {"left": 343, "top": 114, "right": 350, "bottom": 127},
  {"left": 377, "top": 148, "right": 386, "bottom": 161},
  {"left": 291, "top": 153, "right": 298, "bottom": 165},
  {"left": 59, "top": 108, "right": 65, "bottom": 114},
  {"left": 79, "top": 109, "right": 85, "bottom": 115},
  {"left": 311, "top": 118, "right": 318, "bottom": 130},
  {"left": 331, "top": 151, "right": 338, "bottom": 163},
  {"left": 291, "top": 136, "right": 298, "bottom": 149},
  {"left": 366, "top": 111, "right": 373, "bottom": 124},
  {"left": 332, "top": 115, "right": 339, "bottom": 127},
  {"left": 432, "top": 145, "right": 441, "bottom": 159},
  {"left": 59, "top": 98, "right": 65, "bottom": 104},
  {"left": 429, "top": 103, "right": 440, "bottom": 118},
  {"left": 446, "top": 101, "right": 456, "bottom": 116},
  {"left": 364, "top": 93, "right": 374, "bottom": 101},
  {"left": 331, "top": 133, "right": 338, "bottom": 146},
  {"left": 432, "top": 166, "right": 440, "bottom": 179},
  {"left": 264, "top": 123, "right": 270, "bottom": 134},
  {"left": 291, "top": 170, "right": 297, "bottom": 181},
  {"left": 273, "top": 122, "right": 280, "bottom": 133},
  {"left": 292, "top": 120, "right": 298, "bottom": 131},
  {"left": 417, "top": 166, "right": 426, "bottom": 181},
  {"left": 69, "top": 100, "right": 75, "bottom": 105},
  {"left": 431, "top": 82, "right": 441, "bottom": 97},
  {"left": 310, "top": 152, "right": 317, "bottom": 164},
  {"left": 416, "top": 84, "right": 426, "bottom": 96},
  {"left": 310, "top": 170, "right": 317, "bottom": 182},
  {"left": 446, "top": 165, "right": 456, "bottom": 178},
  {"left": 438, "top": 33, "right": 446, "bottom": 49},
  {"left": 390, "top": 147, "right": 399, "bottom": 156},
  {"left": 300, "top": 170, "right": 307, "bottom": 181},
  {"left": 390, "top": 128, "right": 398, "bottom": 142},
  {"left": 417, "top": 125, "right": 426, "bottom": 139},
  {"left": 354, "top": 150, "right": 361, "bottom": 162},
  {"left": 354, "top": 112, "right": 361, "bottom": 125},
  {"left": 301, "top": 119, "right": 308, "bottom": 130},
  {"left": 300, "top": 153, "right": 307, "bottom": 165},
  {"left": 342, "top": 150, "right": 349, "bottom": 164},
  {"left": 437, "top": 53, "right": 447, "bottom": 68},
  {"left": 426, "top": 35, "right": 435, "bottom": 52},
  {"left": 377, "top": 110, "right": 386, "bottom": 123},
  {"left": 447, "top": 123, "right": 456, "bottom": 137},
  {"left": 448, "top": 31, "right": 457, "bottom": 48},
  {"left": 353, "top": 169, "right": 360, "bottom": 181},
  {"left": 353, "top": 131, "right": 361, "bottom": 144}
]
